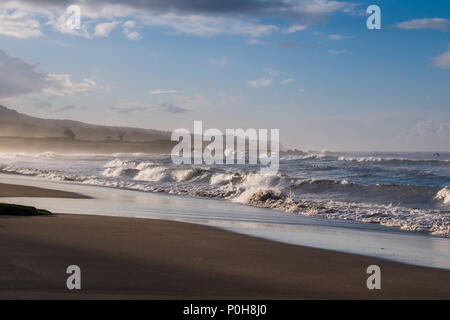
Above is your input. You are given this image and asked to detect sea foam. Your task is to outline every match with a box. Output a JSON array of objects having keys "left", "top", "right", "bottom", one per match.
[{"left": 435, "top": 187, "right": 450, "bottom": 204}]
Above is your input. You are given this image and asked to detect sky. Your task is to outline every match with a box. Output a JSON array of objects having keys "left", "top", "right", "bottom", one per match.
[{"left": 0, "top": 0, "right": 449, "bottom": 151}]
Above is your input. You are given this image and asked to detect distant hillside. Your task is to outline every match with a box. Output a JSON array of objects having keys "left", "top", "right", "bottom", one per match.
[
  {"left": 0, "top": 105, "right": 170, "bottom": 142},
  {"left": 0, "top": 105, "right": 287, "bottom": 155}
]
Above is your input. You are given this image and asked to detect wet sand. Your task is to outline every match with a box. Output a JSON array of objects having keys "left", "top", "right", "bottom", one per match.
[
  {"left": 0, "top": 183, "right": 89, "bottom": 199},
  {"left": 0, "top": 183, "right": 449, "bottom": 299}
]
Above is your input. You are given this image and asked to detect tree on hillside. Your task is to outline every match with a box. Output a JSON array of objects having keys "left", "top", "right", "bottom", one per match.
[{"left": 63, "top": 129, "right": 76, "bottom": 140}]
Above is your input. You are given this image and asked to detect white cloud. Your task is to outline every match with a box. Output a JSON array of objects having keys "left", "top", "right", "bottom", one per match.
[
  {"left": 48, "top": 9, "right": 92, "bottom": 38},
  {"left": 122, "top": 20, "right": 137, "bottom": 29},
  {"left": 328, "top": 34, "right": 352, "bottom": 40},
  {"left": 44, "top": 74, "right": 96, "bottom": 96},
  {"left": 248, "top": 78, "right": 272, "bottom": 88},
  {"left": 396, "top": 18, "right": 449, "bottom": 30},
  {"left": 286, "top": 24, "right": 308, "bottom": 33},
  {"left": 83, "top": 78, "right": 97, "bottom": 87},
  {"left": 434, "top": 47, "right": 450, "bottom": 69},
  {"left": 281, "top": 78, "right": 295, "bottom": 85},
  {"left": 293, "top": 0, "right": 355, "bottom": 14},
  {"left": 149, "top": 90, "right": 177, "bottom": 95},
  {"left": 0, "top": 9, "right": 42, "bottom": 38},
  {"left": 94, "top": 21, "right": 119, "bottom": 37},
  {"left": 142, "top": 13, "right": 278, "bottom": 37},
  {"left": 233, "top": 21, "right": 278, "bottom": 37},
  {"left": 126, "top": 31, "right": 141, "bottom": 40},
  {"left": 248, "top": 67, "right": 278, "bottom": 88},
  {"left": 122, "top": 20, "right": 141, "bottom": 40}
]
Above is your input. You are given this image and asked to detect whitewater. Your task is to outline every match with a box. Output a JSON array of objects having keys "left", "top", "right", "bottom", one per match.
[{"left": 0, "top": 150, "right": 449, "bottom": 236}]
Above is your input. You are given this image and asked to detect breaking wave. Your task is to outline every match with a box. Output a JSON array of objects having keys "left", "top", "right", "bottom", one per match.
[
  {"left": 243, "top": 190, "right": 449, "bottom": 236},
  {"left": 337, "top": 156, "right": 449, "bottom": 165},
  {"left": 0, "top": 151, "right": 449, "bottom": 236},
  {"left": 435, "top": 187, "right": 450, "bottom": 204}
]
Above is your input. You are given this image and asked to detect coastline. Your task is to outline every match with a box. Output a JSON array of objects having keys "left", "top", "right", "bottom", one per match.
[
  {"left": 0, "top": 182, "right": 449, "bottom": 299},
  {"left": 1, "top": 173, "right": 449, "bottom": 269}
]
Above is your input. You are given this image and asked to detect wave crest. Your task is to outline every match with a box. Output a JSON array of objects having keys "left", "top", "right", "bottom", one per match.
[{"left": 435, "top": 187, "right": 450, "bottom": 204}]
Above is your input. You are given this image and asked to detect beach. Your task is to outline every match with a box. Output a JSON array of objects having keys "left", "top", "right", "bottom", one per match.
[
  {"left": 1, "top": 183, "right": 449, "bottom": 299},
  {"left": 0, "top": 183, "right": 89, "bottom": 199},
  {"left": 1, "top": 0, "right": 449, "bottom": 303}
]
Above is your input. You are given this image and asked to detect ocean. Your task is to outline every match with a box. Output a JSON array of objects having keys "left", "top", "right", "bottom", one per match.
[{"left": 0, "top": 151, "right": 449, "bottom": 236}]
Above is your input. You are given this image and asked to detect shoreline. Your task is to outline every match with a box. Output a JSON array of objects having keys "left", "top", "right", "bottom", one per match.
[
  {"left": 0, "top": 182, "right": 449, "bottom": 299},
  {"left": 1, "top": 174, "right": 449, "bottom": 270}
]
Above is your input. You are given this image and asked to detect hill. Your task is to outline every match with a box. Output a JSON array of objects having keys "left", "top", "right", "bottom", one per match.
[
  {"left": 0, "top": 105, "right": 174, "bottom": 154},
  {"left": 0, "top": 105, "right": 170, "bottom": 142}
]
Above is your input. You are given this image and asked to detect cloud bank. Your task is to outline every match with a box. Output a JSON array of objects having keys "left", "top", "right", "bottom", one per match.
[
  {"left": 0, "top": 0, "right": 357, "bottom": 40},
  {"left": 0, "top": 50, "right": 96, "bottom": 99},
  {"left": 396, "top": 18, "right": 449, "bottom": 30}
]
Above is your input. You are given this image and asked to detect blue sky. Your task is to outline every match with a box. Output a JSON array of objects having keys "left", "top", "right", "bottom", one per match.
[{"left": 0, "top": 0, "right": 449, "bottom": 151}]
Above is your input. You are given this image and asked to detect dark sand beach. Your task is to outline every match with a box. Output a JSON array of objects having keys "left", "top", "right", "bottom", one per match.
[
  {"left": 0, "top": 183, "right": 449, "bottom": 299},
  {"left": 0, "top": 183, "right": 89, "bottom": 199}
]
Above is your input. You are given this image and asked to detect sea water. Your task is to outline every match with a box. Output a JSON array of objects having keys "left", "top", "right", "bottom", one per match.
[{"left": 0, "top": 150, "right": 448, "bottom": 236}]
